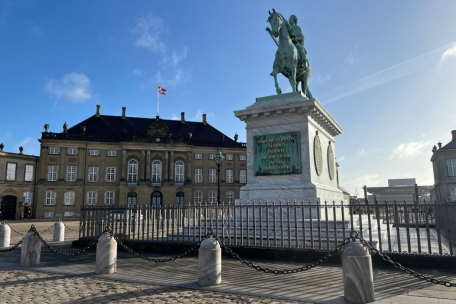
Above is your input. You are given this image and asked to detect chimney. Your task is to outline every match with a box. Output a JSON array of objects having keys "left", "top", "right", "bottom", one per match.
[
  {"left": 96, "top": 105, "right": 100, "bottom": 117},
  {"left": 181, "top": 112, "right": 185, "bottom": 123},
  {"left": 452, "top": 130, "right": 456, "bottom": 140},
  {"left": 122, "top": 107, "right": 126, "bottom": 119},
  {"left": 202, "top": 113, "right": 207, "bottom": 125}
]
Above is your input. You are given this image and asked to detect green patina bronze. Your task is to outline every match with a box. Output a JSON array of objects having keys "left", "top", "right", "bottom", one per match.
[
  {"left": 327, "top": 142, "right": 335, "bottom": 180},
  {"left": 313, "top": 133, "right": 323, "bottom": 176},
  {"left": 266, "top": 9, "right": 312, "bottom": 97},
  {"left": 254, "top": 131, "right": 301, "bottom": 176}
]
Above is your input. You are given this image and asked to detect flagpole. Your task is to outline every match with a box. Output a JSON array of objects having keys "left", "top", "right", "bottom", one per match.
[{"left": 156, "top": 86, "right": 159, "bottom": 117}]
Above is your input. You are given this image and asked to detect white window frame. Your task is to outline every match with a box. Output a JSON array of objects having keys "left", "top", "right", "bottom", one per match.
[
  {"left": 66, "top": 166, "right": 76, "bottom": 181},
  {"left": 175, "top": 161, "right": 184, "bottom": 182},
  {"left": 209, "top": 191, "right": 217, "bottom": 203},
  {"left": 194, "top": 191, "right": 202, "bottom": 204},
  {"left": 6, "top": 163, "right": 16, "bottom": 180},
  {"left": 45, "top": 191, "right": 56, "bottom": 205},
  {"left": 88, "top": 166, "right": 98, "bottom": 182},
  {"left": 23, "top": 191, "right": 33, "bottom": 205},
  {"left": 87, "top": 191, "right": 97, "bottom": 206},
  {"left": 226, "top": 191, "right": 234, "bottom": 203},
  {"left": 240, "top": 169, "right": 247, "bottom": 183},
  {"left": 194, "top": 153, "right": 202, "bottom": 159},
  {"left": 67, "top": 148, "right": 78, "bottom": 155},
  {"left": 89, "top": 149, "right": 99, "bottom": 156},
  {"left": 64, "top": 191, "right": 75, "bottom": 205},
  {"left": 107, "top": 150, "right": 117, "bottom": 157},
  {"left": 127, "top": 159, "right": 138, "bottom": 184},
  {"left": 106, "top": 167, "right": 116, "bottom": 182},
  {"left": 240, "top": 154, "right": 247, "bottom": 161},
  {"left": 44, "top": 212, "right": 54, "bottom": 218},
  {"left": 448, "top": 159, "right": 456, "bottom": 176},
  {"left": 209, "top": 169, "right": 216, "bottom": 183},
  {"left": 195, "top": 169, "right": 202, "bottom": 183},
  {"left": 451, "top": 187, "right": 456, "bottom": 201},
  {"left": 48, "top": 165, "right": 58, "bottom": 181},
  {"left": 208, "top": 154, "right": 215, "bottom": 160},
  {"left": 226, "top": 154, "right": 233, "bottom": 161},
  {"left": 25, "top": 165, "right": 34, "bottom": 181},
  {"left": 49, "top": 147, "right": 59, "bottom": 155},
  {"left": 226, "top": 169, "right": 233, "bottom": 183},
  {"left": 152, "top": 160, "right": 162, "bottom": 183},
  {"left": 105, "top": 191, "right": 115, "bottom": 205},
  {"left": 64, "top": 211, "right": 74, "bottom": 217}
]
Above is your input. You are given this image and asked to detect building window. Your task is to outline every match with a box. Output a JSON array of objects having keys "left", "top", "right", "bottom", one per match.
[
  {"left": 152, "top": 160, "right": 162, "bottom": 184},
  {"left": 127, "top": 160, "right": 138, "bottom": 185},
  {"left": 64, "top": 191, "right": 75, "bottom": 205},
  {"left": 105, "top": 191, "right": 115, "bottom": 205},
  {"left": 194, "top": 153, "right": 202, "bottom": 159},
  {"left": 87, "top": 191, "right": 97, "bottom": 205},
  {"left": 195, "top": 169, "right": 202, "bottom": 183},
  {"left": 6, "top": 163, "right": 16, "bottom": 180},
  {"left": 67, "top": 148, "right": 78, "bottom": 155},
  {"left": 240, "top": 169, "right": 247, "bottom": 183},
  {"left": 106, "top": 167, "right": 116, "bottom": 182},
  {"left": 240, "top": 154, "right": 247, "bottom": 161},
  {"left": 25, "top": 165, "right": 34, "bottom": 181},
  {"left": 64, "top": 212, "right": 74, "bottom": 217},
  {"left": 209, "top": 191, "right": 216, "bottom": 203},
  {"left": 209, "top": 169, "right": 216, "bottom": 183},
  {"left": 48, "top": 165, "right": 58, "bottom": 181},
  {"left": 194, "top": 191, "right": 202, "bottom": 203},
  {"left": 175, "top": 161, "right": 184, "bottom": 183},
  {"left": 23, "top": 191, "right": 33, "bottom": 205},
  {"left": 127, "top": 192, "right": 137, "bottom": 206},
  {"left": 151, "top": 191, "right": 162, "bottom": 206},
  {"left": 45, "top": 191, "right": 56, "bottom": 205},
  {"left": 226, "top": 191, "right": 234, "bottom": 203},
  {"left": 89, "top": 149, "right": 99, "bottom": 156},
  {"left": 44, "top": 212, "right": 54, "bottom": 218},
  {"left": 66, "top": 166, "right": 76, "bottom": 181},
  {"left": 176, "top": 191, "right": 185, "bottom": 205},
  {"left": 226, "top": 154, "right": 233, "bottom": 161},
  {"left": 49, "top": 147, "right": 59, "bottom": 155},
  {"left": 449, "top": 187, "right": 456, "bottom": 201},
  {"left": 88, "top": 166, "right": 98, "bottom": 182},
  {"left": 107, "top": 150, "right": 117, "bottom": 156},
  {"left": 448, "top": 159, "right": 456, "bottom": 176},
  {"left": 209, "top": 154, "right": 215, "bottom": 160},
  {"left": 226, "top": 169, "right": 233, "bottom": 183}
]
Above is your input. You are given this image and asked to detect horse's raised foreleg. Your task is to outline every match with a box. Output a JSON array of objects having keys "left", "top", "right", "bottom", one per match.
[{"left": 270, "top": 65, "right": 282, "bottom": 94}]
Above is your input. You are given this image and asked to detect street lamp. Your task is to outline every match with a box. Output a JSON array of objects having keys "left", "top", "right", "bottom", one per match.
[{"left": 214, "top": 148, "right": 224, "bottom": 204}]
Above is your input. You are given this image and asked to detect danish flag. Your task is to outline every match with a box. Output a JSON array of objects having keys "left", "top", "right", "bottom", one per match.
[{"left": 158, "top": 86, "right": 166, "bottom": 95}]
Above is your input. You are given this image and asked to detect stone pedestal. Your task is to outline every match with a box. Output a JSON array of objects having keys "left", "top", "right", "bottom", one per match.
[
  {"left": 198, "top": 237, "right": 221, "bottom": 286},
  {"left": 342, "top": 240, "right": 375, "bottom": 303},
  {"left": 20, "top": 232, "right": 41, "bottom": 266},
  {"left": 96, "top": 233, "right": 117, "bottom": 274},
  {"left": 53, "top": 221, "right": 65, "bottom": 242},
  {"left": 234, "top": 91, "right": 344, "bottom": 206},
  {"left": 0, "top": 224, "right": 11, "bottom": 248}
]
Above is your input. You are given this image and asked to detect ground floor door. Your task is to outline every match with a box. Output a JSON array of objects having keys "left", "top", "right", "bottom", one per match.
[{"left": 1, "top": 195, "right": 17, "bottom": 220}]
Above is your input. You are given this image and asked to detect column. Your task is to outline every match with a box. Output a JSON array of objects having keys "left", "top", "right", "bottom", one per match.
[
  {"left": 121, "top": 149, "right": 126, "bottom": 181},
  {"left": 146, "top": 151, "right": 151, "bottom": 181}
]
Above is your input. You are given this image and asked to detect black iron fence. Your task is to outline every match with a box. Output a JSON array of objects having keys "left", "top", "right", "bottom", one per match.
[{"left": 79, "top": 201, "right": 456, "bottom": 256}]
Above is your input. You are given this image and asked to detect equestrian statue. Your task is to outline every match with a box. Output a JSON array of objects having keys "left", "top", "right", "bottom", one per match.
[{"left": 266, "top": 9, "right": 312, "bottom": 98}]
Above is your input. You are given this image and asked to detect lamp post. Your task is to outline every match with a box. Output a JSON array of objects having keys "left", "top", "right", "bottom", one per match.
[{"left": 214, "top": 148, "right": 224, "bottom": 204}]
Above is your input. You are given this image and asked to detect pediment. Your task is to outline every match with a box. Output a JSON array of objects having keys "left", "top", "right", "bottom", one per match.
[{"left": 147, "top": 116, "right": 169, "bottom": 137}]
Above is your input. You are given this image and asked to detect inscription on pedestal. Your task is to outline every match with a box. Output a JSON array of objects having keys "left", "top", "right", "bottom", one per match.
[
  {"left": 314, "top": 133, "right": 322, "bottom": 176},
  {"left": 253, "top": 131, "right": 301, "bottom": 176}
]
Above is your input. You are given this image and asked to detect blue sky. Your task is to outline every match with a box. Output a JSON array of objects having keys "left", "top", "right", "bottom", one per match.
[{"left": 1, "top": 0, "right": 456, "bottom": 195}]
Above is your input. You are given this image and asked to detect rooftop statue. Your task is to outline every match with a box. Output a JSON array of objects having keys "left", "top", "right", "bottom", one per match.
[{"left": 266, "top": 9, "right": 312, "bottom": 97}]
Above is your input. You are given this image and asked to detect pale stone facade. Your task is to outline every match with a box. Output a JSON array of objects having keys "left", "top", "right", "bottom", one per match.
[{"left": 430, "top": 130, "right": 456, "bottom": 202}]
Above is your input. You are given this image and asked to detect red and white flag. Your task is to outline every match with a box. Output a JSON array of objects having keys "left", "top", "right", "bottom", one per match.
[{"left": 158, "top": 86, "right": 166, "bottom": 95}]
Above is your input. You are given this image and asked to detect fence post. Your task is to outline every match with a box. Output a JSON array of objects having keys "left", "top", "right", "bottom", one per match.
[
  {"left": 0, "top": 223, "right": 11, "bottom": 247},
  {"left": 20, "top": 231, "right": 41, "bottom": 266},
  {"left": 96, "top": 233, "right": 117, "bottom": 274},
  {"left": 342, "top": 237, "right": 375, "bottom": 303},
  {"left": 53, "top": 219, "right": 65, "bottom": 242},
  {"left": 198, "top": 237, "right": 221, "bottom": 286}
]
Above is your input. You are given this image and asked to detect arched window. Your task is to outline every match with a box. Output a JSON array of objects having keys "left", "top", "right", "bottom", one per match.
[
  {"left": 64, "top": 191, "right": 75, "bottom": 205},
  {"left": 127, "top": 192, "right": 137, "bottom": 206},
  {"left": 176, "top": 191, "right": 184, "bottom": 205},
  {"left": 127, "top": 159, "right": 138, "bottom": 185},
  {"left": 152, "top": 160, "right": 162, "bottom": 185},
  {"left": 151, "top": 191, "right": 162, "bottom": 207},
  {"left": 175, "top": 161, "right": 184, "bottom": 185}
]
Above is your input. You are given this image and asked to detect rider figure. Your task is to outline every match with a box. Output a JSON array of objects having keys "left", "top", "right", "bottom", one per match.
[{"left": 288, "top": 15, "right": 306, "bottom": 68}]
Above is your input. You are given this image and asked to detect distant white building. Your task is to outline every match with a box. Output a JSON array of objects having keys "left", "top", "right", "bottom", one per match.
[
  {"left": 367, "top": 178, "right": 432, "bottom": 204},
  {"left": 430, "top": 130, "right": 456, "bottom": 202}
]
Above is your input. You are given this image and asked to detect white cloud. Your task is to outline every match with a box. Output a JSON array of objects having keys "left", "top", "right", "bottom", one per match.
[
  {"left": 191, "top": 110, "right": 214, "bottom": 122},
  {"left": 131, "top": 13, "right": 166, "bottom": 53},
  {"left": 133, "top": 69, "right": 143, "bottom": 76},
  {"left": 356, "top": 149, "right": 365, "bottom": 157},
  {"left": 343, "top": 174, "right": 382, "bottom": 196},
  {"left": 441, "top": 43, "right": 456, "bottom": 61},
  {"left": 337, "top": 156, "right": 346, "bottom": 161},
  {"left": 45, "top": 72, "right": 92, "bottom": 102},
  {"left": 172, "top": 47, "right": 188, "bottom": 66},
  {"left": 390, "top": 141, "right": 431, "bottom": 158}
]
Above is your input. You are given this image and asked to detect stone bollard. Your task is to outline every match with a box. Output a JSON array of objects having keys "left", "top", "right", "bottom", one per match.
[
  {"left": 53, "top": 220, "right": 65, "bottom": 242},
  {"left": 198, "top": 237, "right": 221, "bottom": 286},
  {"left": 0, "top": 224, "right": 11, "bottom": 248},
  {"left": 20, "top": 231, "right": 41, "bottom": 266},
  {"left": 95, "top": 233, "right": 117, "bottom": 274},
  {"left": 342, "top": 239, "right": 375, "bottom": 303}
]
